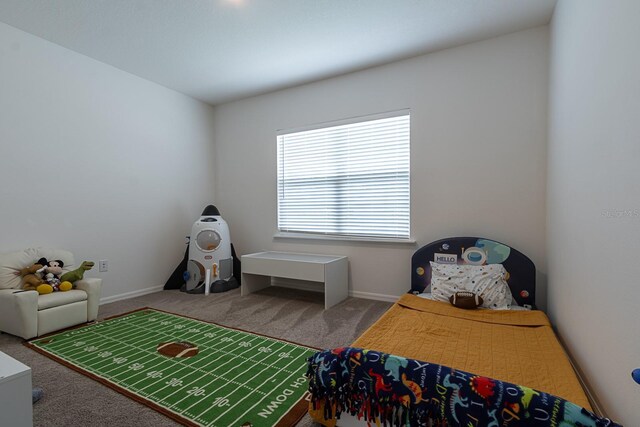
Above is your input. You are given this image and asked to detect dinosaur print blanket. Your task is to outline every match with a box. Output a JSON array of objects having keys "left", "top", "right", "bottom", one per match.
[{"left": 306, "top": 347, "right": 622, "bottom": 427}]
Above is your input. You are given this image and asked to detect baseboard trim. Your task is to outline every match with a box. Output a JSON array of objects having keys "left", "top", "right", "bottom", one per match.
[
  {"left": 348, "top": 290, "right": 399, "bottom": 303},
  {"left": 272, "top": 279, "right": 399, "bottom": 303},
  {"left": 100, "top": 285, "right": 165, "bottom": 305},
  {"left": 554, "top": 328, "right": 607, "bottom": 417},
  {"left": 104, "top": 280, "right": 400, "bottom": 305}
]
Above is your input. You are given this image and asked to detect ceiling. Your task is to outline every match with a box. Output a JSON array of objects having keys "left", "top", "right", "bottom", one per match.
[{"left": 0, "top": 0, "right": 556, "bottom": 105}]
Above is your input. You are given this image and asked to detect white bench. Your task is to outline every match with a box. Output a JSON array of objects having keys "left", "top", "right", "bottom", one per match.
[{"left": 241, "top": 251, "right": 348, "bottom": 309}]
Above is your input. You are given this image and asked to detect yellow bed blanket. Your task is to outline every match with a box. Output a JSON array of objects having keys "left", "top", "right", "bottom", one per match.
[
  {"left": 309, "top": 295, "right": 591, "bottom": 426},
  {"left": 350, "top": 294, "right": 590, "bottom": 409}
]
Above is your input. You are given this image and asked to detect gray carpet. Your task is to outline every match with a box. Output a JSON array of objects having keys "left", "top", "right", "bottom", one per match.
[{"left": 0, "top": 287, "right": 392, "bottom": 427}]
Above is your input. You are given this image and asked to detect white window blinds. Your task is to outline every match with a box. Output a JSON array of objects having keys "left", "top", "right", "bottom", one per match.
[{"left": 277, "top": 111, "right": 410, "bottom": 240}]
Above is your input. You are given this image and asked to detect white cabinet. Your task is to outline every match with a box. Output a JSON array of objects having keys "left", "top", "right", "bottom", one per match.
[{"left": 0, "top": 351, "right": 33, "bottom": 427}]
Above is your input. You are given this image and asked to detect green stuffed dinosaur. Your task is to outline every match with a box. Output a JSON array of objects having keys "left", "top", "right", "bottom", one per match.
[{"left": 60, "top": 261, "right": 95, "bottom": 284}]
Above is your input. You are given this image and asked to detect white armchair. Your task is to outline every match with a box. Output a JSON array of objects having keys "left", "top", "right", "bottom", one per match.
[{"left": 0, "top": 248, "right": 102, "bottom": 339}]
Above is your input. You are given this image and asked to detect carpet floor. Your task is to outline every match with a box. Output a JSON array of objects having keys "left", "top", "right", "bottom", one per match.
[{"left": 0, "top": 287, "right": 392, "bottom": 427}]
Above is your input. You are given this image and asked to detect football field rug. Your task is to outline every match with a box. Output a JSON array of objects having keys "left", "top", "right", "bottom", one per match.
[{"left": 26, "top": 308, "right": 317, "bottom": 427}]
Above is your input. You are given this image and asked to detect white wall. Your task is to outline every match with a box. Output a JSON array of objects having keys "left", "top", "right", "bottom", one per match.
[
  {"left": 547, "top": 1, "right": 640, "bottom": 423},
  {"left": 213, "top": 27, "right": 549, "bottom": 305},
  {"left": 0, "top": 22, "right": 216, "bottom": 301}
]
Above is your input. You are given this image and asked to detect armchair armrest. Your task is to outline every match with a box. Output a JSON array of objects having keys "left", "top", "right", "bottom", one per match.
[
  {"left": 75, "top": 278, "right": 102, "bottom": 321},
  {"left": 0, "top": 289, "right": 39, "bottom": 339}
]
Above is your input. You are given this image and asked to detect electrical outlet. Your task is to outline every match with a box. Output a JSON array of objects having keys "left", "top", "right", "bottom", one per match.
[{"left": 99, "top": 260, "right": 108, "bottom": 272}]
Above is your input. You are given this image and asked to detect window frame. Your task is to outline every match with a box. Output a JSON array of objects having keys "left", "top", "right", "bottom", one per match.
[{"left": 275, "top": 110, "right": 412, "bottom": 243}]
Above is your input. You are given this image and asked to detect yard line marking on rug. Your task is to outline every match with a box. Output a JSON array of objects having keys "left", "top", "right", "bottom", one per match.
[
  {"left": 175, "top": 337, "right": 285, "bottom": 414},
  {"left": 160, "top": 340, "right": 293, "bottom": 420},
  {"left": 151, "top": 334, "right": 276, "bottom": 415},
  {"left": 44, "top": 316, "right": 163, "bottom": 357},
  {"left": 143, "top": 321, "right": 309, "bottom": 407},
  {"left": 36, "top": 311, "right": 273, "bottom": 380},
  {"left": 196, "top": 349, "right": 308, "bottom": 425},
  {"left": 78, "top": 328, "right": 199, "bottom": 374},
  {"left": 129, "top": 333, "right": 264, "bottom": 392},
  {"left": 47, "top": 312, "right": 192, "bottom": 362},
  {"left": 35, "top": 316, "right": 188, "bottom": 369},
  {"left": 35, "top": 314, "right": 254, "bottom": 400},
  {"left": 95, "top": 323, "right": 244, "bottom": 379},
  {"left": 60, "top": 318, "right": 222, "bottom": 372},
  {"left": 117, "top": 311, "right": 244, "bottom": 351},
  {"left": 63, "top": 323, "right": 187, "bottom": 366},
  {"left": 76, "top": 321, "right": 242, "bottom": 383},
  {"left": 190, "top": 342, "right": 304, "bottom": 421},
  {"left": 223, "top": 359, "right": 307, "bottom": 426},
  {"left": 102, "top": 329, "right": 245, "bottom": 387},
  {"left": 205, "top": 345, "right": 308, "bottom": 425},
  {"left": 137, "top": 328, "right": 245, "bottom": 385},
  {"left": 32, "top": 312, "right": 205, "bottom": 378},
  {"left": 102, "top": 316, "right": 292, "bottom": 391},
  {"left": 136, "top": 328, "right": 269, "bottom": 402},
  {"left": 169, "top": 328, "right": 313, "bottom": 425},
  {"left": 166, "top": 337, "right": 285, "bottom": 411},
  {"left": 46, "top": 312, "right": 159, "bottom": 348}
]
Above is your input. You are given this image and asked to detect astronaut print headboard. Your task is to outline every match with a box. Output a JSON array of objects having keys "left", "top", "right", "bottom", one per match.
[{"left": 411, "top": 237, "right": 536, "bottom": 308}]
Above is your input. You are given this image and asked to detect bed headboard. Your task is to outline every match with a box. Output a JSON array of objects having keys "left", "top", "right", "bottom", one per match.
[{"left": 410, "top": 237, "right": 536, "bottom": 308}]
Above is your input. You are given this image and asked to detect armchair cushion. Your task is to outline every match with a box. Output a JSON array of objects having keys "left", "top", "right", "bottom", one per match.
[{"left": 37, "top": 290, "right": 87, "bottom": 310}]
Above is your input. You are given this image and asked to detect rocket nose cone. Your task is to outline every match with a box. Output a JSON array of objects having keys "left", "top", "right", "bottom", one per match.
[{"left": 201, "top": 205, "right": 221, "bottom": 216}]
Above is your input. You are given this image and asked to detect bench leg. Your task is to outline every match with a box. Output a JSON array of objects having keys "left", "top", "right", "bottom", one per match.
[
  {"left": 241, "top": 273, "right": 271, "bottom": 296},
  {"left": 324, "top": 260, "right": 349, "bottom": 309}
]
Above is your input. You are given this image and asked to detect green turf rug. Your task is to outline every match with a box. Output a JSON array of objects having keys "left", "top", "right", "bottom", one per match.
[{"left": 26, "top": 308, "right": 317, "bottom": 427}]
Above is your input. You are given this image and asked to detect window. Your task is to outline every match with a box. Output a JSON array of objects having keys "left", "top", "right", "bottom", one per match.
[{"left": 277, "top": 111, "right": 410, "bottom": 240}]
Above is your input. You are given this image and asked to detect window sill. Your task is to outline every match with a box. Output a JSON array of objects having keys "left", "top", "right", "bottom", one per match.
[{"left": 273, "top": 232, "right": 417, "bottom": 245}]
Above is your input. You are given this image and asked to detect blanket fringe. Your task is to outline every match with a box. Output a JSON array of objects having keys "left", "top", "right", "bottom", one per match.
[{"left": 306, "top": 349, "right": 622, "bottom": 427}]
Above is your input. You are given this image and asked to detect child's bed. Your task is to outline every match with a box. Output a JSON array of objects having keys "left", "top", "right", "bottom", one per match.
[{"left": 306, "top": 237, "right": 621, "bottom": 426}]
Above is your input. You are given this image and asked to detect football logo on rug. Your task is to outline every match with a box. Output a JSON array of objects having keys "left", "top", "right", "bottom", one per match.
[{"left": 156, "top": 341, "right": 199, "bottom": 358}]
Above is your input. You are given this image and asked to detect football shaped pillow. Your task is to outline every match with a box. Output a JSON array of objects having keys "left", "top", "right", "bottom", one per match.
[{"left": 449, "top": 291, "right": 483, "bottom": 309}]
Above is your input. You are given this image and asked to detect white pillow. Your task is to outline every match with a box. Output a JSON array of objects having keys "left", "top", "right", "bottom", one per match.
[
  {"left": 418, "top": 292, "right": 529, "bottom": 311},
  {"left": 429, "top": 262, "right": 513, "bottom": 310},
  {"left": 508, "top": 304, "right": 531, "bottom": 311}
]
